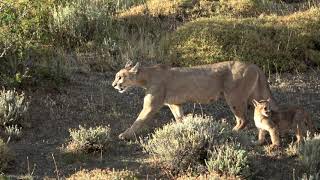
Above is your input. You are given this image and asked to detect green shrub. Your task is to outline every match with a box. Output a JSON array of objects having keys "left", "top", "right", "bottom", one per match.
[
  {"left": 67, "top": 168, "right": 138, "bottom": 180},
  {"left": 0, "top": 0, "right": 68, "bottom": 88},
  {"left": 141, "top": 114, "right": 249, "bottom": 174},
  {"left": 0, "top": 89, "right": 29, "bottom": 126},
  {"left": 67, "top": 125, "right": 112, "bottom": 153},
  {"left": 0, "top": 139, "right": 13, "bottom": 172},
  {"left": 217, "top": 0, "right": 293, "bottom": 17},
  {"left": 206, "top": 143, "right": 249, "bottom": 177},
  {"left": 51, "top": 0, "right": 116, "bottom": 49},
  {"left": 117, "top": 0, "right": 218, "bottom": 34},
  {"left": 299, "top": 134, "right": 320, "bottom": 174},
  {"left": 164, "top": 7, "right": 320, "bottom": 72}
]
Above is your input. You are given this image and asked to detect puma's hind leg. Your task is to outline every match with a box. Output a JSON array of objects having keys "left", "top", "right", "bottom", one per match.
[{"left": 224, "top": 95, "right": 248, "bottom": 131}]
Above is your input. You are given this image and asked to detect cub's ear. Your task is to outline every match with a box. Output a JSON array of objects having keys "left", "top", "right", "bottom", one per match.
[
  {"left": 267, "top": 98, "right": 271, "bottom": 102},
  {"left": 129, "top": 62, "right": 140, "bottom": 74},
  {"left": 252, "top": 99, "right": 259, "bottom": 107},
  {"left": 124, "top": 60, "right": 133, "bottom": 68}
]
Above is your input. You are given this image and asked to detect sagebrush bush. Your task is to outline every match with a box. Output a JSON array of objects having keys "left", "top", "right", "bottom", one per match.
[
  {"left": 67, "top": 125, "right": 111, "bottom": 153},
  {"left": 141, "top": 114, "right": 249, "bottom": 174},
  {"left": 299, "top": 134, "right": 320, "bottom": 174},
  {"left": 67, "top": 168, "right": 137, "bottom": 180},
  {"left": 164, "top": 7, "right": 320, "bottom": 72},
  {"left": 0, "top": 139, "right": 12, "bottom": 172},
  {"left": 206, "top": 143, "right": 249, "bottom": 177},
  {"left": 0, "top": 89, "right": 29, "bottom": 126},
  {"left": 299, "top": 172, "right": 320, "bottom": 180},
  {"left": 5, "top": 125, "right": 22, "bottom": 140}
]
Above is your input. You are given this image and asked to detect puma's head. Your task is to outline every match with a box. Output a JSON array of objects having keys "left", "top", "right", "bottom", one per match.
[
  {"left": 253, "top": 98, "right": 271, "bottom": 117},
  {"left": 112, "top": 61, "right": 140, "bottom": 93}
]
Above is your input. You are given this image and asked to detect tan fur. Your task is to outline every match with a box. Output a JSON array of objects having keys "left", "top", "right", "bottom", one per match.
[
  {"left": 253, "top": 99, "right": 315, "bottom": 148},
  {"left": 112, "top": 61, "right": 278, "bottom": 140}
]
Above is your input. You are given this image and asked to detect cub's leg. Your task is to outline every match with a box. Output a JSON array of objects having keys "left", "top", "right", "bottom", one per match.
[
  {"left": 259, "top": 118, "right": 280, "bottom": 148},
  {"left": 168, "top": 104, "right": 184, "bottom": 122},
  {"left": 224, "top": 94, "right": 248, "bottom": 131},
  {"left": 264, "top": 123, "right": 280, "bottom": 148},
  {"left": 257, "top": 129, "right": 267, "bottom": 145},
  {"left": 119, "top": 94, "right": 163, "bottom": 140},
  {"left": 268, "top": 128, "right": 280, "bottom": 148}
]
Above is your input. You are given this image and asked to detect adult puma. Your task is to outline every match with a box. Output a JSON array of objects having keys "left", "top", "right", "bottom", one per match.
[{"left": 112, "top": 61, "right": 277, "bottom": 140}]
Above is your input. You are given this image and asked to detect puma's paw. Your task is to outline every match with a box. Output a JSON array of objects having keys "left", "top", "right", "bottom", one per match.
[
  {"left": 118, "top": 128, "right": 135, "bottom": 140},
  {"left": 270, "top": 144, "right": 280, "bottom": 150}
]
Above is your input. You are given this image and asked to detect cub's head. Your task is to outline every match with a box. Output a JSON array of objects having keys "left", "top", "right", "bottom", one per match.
[
  {"left": 112, "top": 61, "right": 140, "bottom": 93},
  {"left": 252, "top": 99, "right": 271, "bottom": 117}
]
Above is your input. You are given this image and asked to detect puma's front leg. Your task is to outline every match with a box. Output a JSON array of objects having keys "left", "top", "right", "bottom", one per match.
[
  {"left": 119, "top": 93, "right": 163, "bottom": 140},
  {"left": 168, "top": 104, "right": 184, "bottom": 122}
]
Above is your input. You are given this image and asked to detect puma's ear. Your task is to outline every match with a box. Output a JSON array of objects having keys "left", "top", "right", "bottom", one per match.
[
  {"left": 267, "top": 98, "right": 271, "bottom": 102},
  {"left": 124, "top": 60, "right": 133, "bottom": 68},
  {"left": 252, "top": 99, "right": 259, "bottom": 107},
  {"left": 129, "top": 62, "right": 140, "bottom": 74}
]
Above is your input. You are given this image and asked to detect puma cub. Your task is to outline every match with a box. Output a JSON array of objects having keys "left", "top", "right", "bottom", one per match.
[{"left": 252, "top": 99, "right": 315, "bottom": 148}]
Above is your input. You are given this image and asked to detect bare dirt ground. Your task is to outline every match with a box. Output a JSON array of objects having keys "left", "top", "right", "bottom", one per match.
[{"left": 3, "top": 68, "right": 320, "bottom": 179}]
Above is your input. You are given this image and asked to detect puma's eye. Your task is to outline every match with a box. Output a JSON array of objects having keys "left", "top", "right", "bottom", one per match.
[
  {"left": 264, "top": 107, "right": 268, "bottom": 111},
  {"left": 118, "top": 76, "right": 122, "bottom": 80}
]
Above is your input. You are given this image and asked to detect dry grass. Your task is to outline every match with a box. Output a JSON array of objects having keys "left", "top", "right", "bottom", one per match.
[
  {"left": 67, "top": 168, "right": 137, "bottom": 180},
  {"left": 165, "top": 7, "right": 320, "bottom": 71}
]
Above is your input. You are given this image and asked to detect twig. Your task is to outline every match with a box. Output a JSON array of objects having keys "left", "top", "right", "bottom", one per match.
[
  {"left": 27, "top": 156, "right": 30, "bottom": 175},
  {"left": 52, "top": 153, "right": 60, "bottom": 180},
  {"left": 0, "top": 45, "right": 11, "bottom": 58}
]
